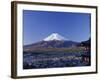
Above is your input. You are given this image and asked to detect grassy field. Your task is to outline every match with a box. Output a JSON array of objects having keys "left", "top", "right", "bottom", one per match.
[{"left": 24, "top": 47, "right": 87, "bottom": 53}]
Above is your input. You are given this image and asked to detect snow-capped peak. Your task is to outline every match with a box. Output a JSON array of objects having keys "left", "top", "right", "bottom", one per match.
[{"left": 43, "top": 33, "right": 68, "bottom": 41}]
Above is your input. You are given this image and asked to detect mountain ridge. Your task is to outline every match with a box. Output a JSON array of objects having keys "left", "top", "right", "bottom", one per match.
[
  {"left": 24, "top": 40, "right": 78, "bottom": 51},
  {"left": 23, "top": 33, "right": 83, "bottom": 51}
]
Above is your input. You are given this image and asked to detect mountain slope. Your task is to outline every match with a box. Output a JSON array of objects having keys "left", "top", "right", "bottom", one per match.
[
  {"left": 24, "top": 33, "right": 79, "bottom": 51},
  {"left": 24, "top": 40, "right": 78, "bottom": 51}
]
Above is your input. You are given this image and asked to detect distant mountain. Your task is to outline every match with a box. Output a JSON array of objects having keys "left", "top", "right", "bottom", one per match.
[
  {"left": 43, "top": 33, "right": 68, "bottom": 41},
  {"left": 24, "top": 33, "right": 79, "bottom": 51}
]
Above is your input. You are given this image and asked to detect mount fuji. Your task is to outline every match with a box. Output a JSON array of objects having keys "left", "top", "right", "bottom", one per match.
[
  {"left": 43, "top": 33, "right": 68, "bottom": 41},
  {"left": 24, "top": 33, "right": 79, "bottom": 51}
]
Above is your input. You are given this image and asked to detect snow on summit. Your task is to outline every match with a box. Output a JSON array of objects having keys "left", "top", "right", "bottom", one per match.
[{"left": 43, "top": 33, "right": 68, "bottom": 41}]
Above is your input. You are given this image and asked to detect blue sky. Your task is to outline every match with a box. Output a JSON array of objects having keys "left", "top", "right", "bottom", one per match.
[{"left": 23, "top": 10, "right": 91, "bottom": 45}]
